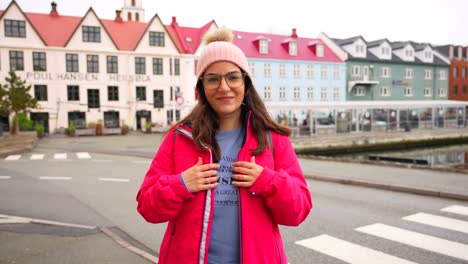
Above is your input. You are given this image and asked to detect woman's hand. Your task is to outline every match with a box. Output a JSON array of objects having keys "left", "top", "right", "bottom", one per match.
[
  {"left": 231, "top": 156, "right": 263, "bottom": 188},
  {"left": 182, "top": 157, "right": 219, "bottom": 193}
]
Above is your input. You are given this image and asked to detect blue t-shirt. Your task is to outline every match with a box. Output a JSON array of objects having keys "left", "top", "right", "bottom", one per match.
[{"left": 208, "top": 127, "right": 243, "bottom": 264}]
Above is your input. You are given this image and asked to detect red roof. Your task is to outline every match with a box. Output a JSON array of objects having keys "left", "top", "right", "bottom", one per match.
[
  {"left": 166, "top": 17, "right": 216, "bottom": 54},
  {"left": 25, "top": 12, "right": 81, "bottom": 47},
  {"left": 101, "top": 19, "right": 147, "bottom": 50},
  {"left": 233, "top": 30, "right": 343, "bottom": 62}
]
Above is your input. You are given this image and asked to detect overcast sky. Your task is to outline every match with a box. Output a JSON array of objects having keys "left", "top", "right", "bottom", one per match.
[{"left": 2, "top": 0, "right": 467, "bottom": 46}]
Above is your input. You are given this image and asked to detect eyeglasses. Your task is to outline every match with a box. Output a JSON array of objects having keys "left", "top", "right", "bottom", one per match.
[{"left": 200, "top": 71, "right": 246, "bottom": 90}]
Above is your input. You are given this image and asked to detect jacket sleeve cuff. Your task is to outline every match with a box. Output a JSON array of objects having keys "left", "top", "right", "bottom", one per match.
[
  {"left": 169, "top": 174, "right": 195, "bottom": 200},
  {"left": 249, "top": 167, "right": 275, "bottom": 195}
]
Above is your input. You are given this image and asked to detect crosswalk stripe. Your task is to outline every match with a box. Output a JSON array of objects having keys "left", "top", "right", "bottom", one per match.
[
  {"left": 441, "top": 205, "right": 468, "bottom": 216},
  {"left": 5, "top": 155, "right": 21, "bottom": 161},
  {"left": 0, "top": 176, "right": 12, "bottom": 179},
  {"left": 76, "top": 152, "right": 91, "bottom": 159},
  {"left": 295, "top": 234, "right": 417, "bottom": 264},
  {"left": 54, "top": 153, "right": 67, "bottom": 160},
  {"left": 30, "top": 154, "right": 45, "bottom": 160},
  {"left": 39, "top": 176, "right": 72, "bottom": 180},
  {"left": 356, "top": 223, "right": 468, "bottom": 261},
  {"left": 403, "top": 212, "right": 468, "bottom": 234},
  {"left": 99, "top": 178, "right": 129, "bottom": 182}
]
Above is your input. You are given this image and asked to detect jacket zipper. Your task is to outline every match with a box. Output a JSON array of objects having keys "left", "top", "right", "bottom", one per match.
[
  {"left": 163, "top": 221, "right": 176, "bottom": 263},
  {"left": 274, "top": 234, "right": 282, "bottom": 264}
]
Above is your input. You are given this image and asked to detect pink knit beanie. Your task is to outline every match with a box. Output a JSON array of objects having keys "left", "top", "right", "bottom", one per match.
[{"left": 196, "top": 27, "right": 252, "bottom": 81}]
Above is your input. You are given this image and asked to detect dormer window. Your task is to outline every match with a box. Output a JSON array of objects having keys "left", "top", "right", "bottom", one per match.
[
  {"left": 5, "top": 19, "right": 26, "bottom": 38},
  {"left": 381, "top": 47, "right": 390, "bottom": 56},
  {"left": 289, "top": 42, "right": 297, "bottom": 56},
  {"left": 424, "top": 51, "right": 432, "bottom": 59},
  {"left": 355, "top": 45, "right": 365, "bottom": 54},
  {"left": 316, "top": 44, "right": 324, "bottom": 57},
  {"left": 82, "top": 26, "right": 101, "bottom": 43},
  {"left": 405, "top": 49, "right": 413, "bottom": 57},
  {"left": 259, "top": 39, "right": 268, "bottom": 54}
]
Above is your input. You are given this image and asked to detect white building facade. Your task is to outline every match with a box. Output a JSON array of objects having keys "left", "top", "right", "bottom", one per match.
[{"left": 0, "top": 1, "right": 195, "bottom": 133}]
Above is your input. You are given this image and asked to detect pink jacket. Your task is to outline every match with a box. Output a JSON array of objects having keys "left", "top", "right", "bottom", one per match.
[{"left": 137, "top": 117, "right": 312, "bottom": 264}]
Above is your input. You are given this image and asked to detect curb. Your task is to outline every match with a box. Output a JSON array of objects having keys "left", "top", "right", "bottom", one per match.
[{"left": 306, "top": 174, "right": 468, "bottom": 201}]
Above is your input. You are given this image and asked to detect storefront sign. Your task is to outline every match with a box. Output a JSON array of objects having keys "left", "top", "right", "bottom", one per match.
[{"left": 25, "top": 72, "right": 151, "bottom": 83}]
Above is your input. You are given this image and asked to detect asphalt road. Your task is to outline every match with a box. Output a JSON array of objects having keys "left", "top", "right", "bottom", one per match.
[{"left": 1, "top": 145, "right": 468, "bottom": 263}]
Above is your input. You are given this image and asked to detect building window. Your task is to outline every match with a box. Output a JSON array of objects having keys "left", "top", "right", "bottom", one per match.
[
  {"left": 381, "top": 86, "right": 390, "bottom": 97},
  {"left": 307, "top": 87, "right": 314, "bottom": 100},
  {"left": 176, "top": 110, "right": 181, "bottom": 122},
  {"left": 289, "top": 42, "right": 297, "bottom": 56},
  {"left": 33, "top": 52, "right": 47, "bottom": 71},
  {"left": 67, "top": 85, "right": 79, "bottom": 101},
  {"left": 352, "top": 65, "right": 361, "bottom": 76},
  {"left": 320, "top": 87, "right": 328, "bottom": 101},
  {"left": 462, "top": 68, "right": 467, "bottom": 78},
  {"left": 424, "top": 87, "right": 432, "bottom": 97},
  {"left": 106, "top": 56, "right": 118, "bottom": 74},
  {"left": 108, "top": 86, "right": 119, "bottom": 101},
  {"left": 82, "top": 26, "right": 101, "bottom": 42},
  {"left": 174, "top": 58, "right": 180, "bottom": 75},
  {"left": 321, "top": 65, "right": 327, "bottom": 80},
  {"left": 453, "top": 67, "right": 458, "bottom": 78},
  {"left": 293, "top": 86, "right": 300, "bottom": 100},
  {"left": 68, "top": 111, "right": 86, "bottom": 129},
  {"left": 167, "top": 110, "right": 174, "bottom": 125},
  {"left": 404, "top": 68, "right": 413, "bottom": 79},
  {"left": 424, "top": 69, "right": 433, "bottom": 80},
  {"left": 307, "top": 65, "right": 314, "bottom": 79},
  {"left": 439, "top": 70, "right": 447, "bottom": 80},
  {"left": 316, "top": 44, "right": 324, "bottom": 57},
  {"left": 264, "top": 86, "right": 271, "bottom": 100},
  {"left": 34, "top": 85, "right": 48, "bottom": 101},
  {"left": 153, "top": 90, "right": 164, "bottom": 108},
  {"left": 87, "top": 55, "right": 99, "bottom": 73},
  {"left": 279, "top": 64, "right": 286, "bottom": 78},
  {"left": 259, "top": 39, "right": 268, "bottom": 54},
  {"left": 463, "top": 85, "right": 467, "bottom": 96},
  {"left": 293, "top": 64, "right": 300, "bottom": 79},
  {"left": 9, "top": 51, "right": 24, "bottom": 71},
  {"left": 381, "top": 67, "right": 391, "bottom": 78},
  {"left": 333, "top": 65, "right": 340, "bottom": 80},
  {"left": 333, "top": 87, "right": 340, "bottom": 100},
  {"left": 5, "top": 19, "right": 26, "bottom": 38},
  {"left": 404, "top": 87, "right": 414, "bottom": 97},
  {"left": 249, "top": 62, "right": 255, "bottom": 77},
  {"left": 279, "top": 86, "right": 286, "bottom": 100},
  {"left": 66, "top": 54, "right": 79, "bottom": 72},
  {"left": 87, "top": 89, "right": 100, "bottom": 108},
  {"left": 153, "top": 58, "right": 163, "bottom": 75},
  {"left": 355, "top": 86, "right": 365, "bottom": 96},
  {"left": 439, "top": 88, "right": 447, "bottom": 97},
  {"left": 453, "top": 85, "right": 458, "bottom": 95},
  {"left": 135, "top": 57, "right": 146, "bottom": 74},
  {"left": 264, "top": 63, "right": 271, "bottom": 78},
  {"left": 136, "top": 86, "right": 146, "bottom": 101},
  {"left": 104, "top": 111, "right": 119, "bottom": 128},
  {"left": 149, "top": 31, "right": 165, "bottom": 47}
]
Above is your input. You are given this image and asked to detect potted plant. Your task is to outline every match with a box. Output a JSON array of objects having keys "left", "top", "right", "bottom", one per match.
[
  {"left": 121, "top": 121, "right": 129, "bottom": 135},
  {"left": 95, "top": 119, "right": 103, "bottom": 136},
  {"left": 35, "top": 123, "right": 45, "bottom": 138},
  {"left": 145, "top": 121, "right": 152, "bottom": 134},
  {"left": 68, "top": 122, "right": 76, "bottom": 137}
]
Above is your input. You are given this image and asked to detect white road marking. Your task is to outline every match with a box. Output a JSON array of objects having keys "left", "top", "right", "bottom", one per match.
[
  {"left": 99, "top": 178, "right": 129, "bottom": 182},
  {"left": 295, "top": 234, "right": 417, "bottom": 264},
  {"left": 39, "top": 176, "right": 72, "bottom": 180},
  {"left": 403, "top": 212, "right": 468, "bottom": 234},
  {"left": 5, "top": 155, "right": 21, "bottom": 161},
  {"left": 441, "top": 205, "right": 468, "bottom": 217},
  {"left": 356, "top": 223, "right": 468, "bottom": 261},
  {"left": 30, "top": 154, "right": 45, "bottom": 160},
  {"left": 54, "top": 153, "right": 67, "bottom": 160},
  {"left": 0, "top": 176, "right": 12, "bottom": 179},
  {"left": 0, "top": 214, "right": 95, "bottom": 229},
  {"left": 76, "top": 152, "right": 91, "bottom": 159}
]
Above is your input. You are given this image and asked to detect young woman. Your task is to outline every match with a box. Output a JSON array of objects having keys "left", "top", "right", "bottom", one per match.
[{"left": 137, "top": 27, "right": 312, "bottom": 264}]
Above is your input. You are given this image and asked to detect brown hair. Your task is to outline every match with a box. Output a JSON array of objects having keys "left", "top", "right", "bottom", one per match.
[{"left": 177, "top": 75, "right": 291, "bottom": 162}]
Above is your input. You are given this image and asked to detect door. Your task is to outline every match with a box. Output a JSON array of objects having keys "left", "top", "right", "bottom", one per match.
[
  {"left": 136, "top": 110, "right": 151, "bottom": 130},
  {"left": 30, "top": 112, "right": 50, "bottom": 133}
]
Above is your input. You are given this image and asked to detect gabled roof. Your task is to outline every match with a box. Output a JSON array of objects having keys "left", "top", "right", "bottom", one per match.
[
  {"left": 233, "top": 30, "right": 342, "bottom": 62},
  {"left": 414, "top": 43, "right": 432, "bottom": 51},
  {"left": 367, "top": 39, "right": 390, "bottom": 48},
  {"left": 101, "top": 19, "right": 147, "bottom": 50},
  {"left": 25, "top": 12, "right": 81, "bottom": 46},
  {"left": 166, "top": 17, "right": 216, "bottom": 54},
  {"left": 391, "top": 41, "right": 414, "bottom": 50},
  {"left": 334, "top": 36, "right": 366, "bottom": 46}
]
